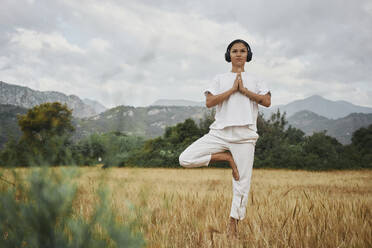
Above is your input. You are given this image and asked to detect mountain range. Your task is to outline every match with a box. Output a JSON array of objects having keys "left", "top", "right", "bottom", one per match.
[
  {"left": 72, "top": 105, "right": 371, "bottom": 145},
  {"left": 264, "top": 95, "right": 372, "bottom": 119},
  {"left": 1, "top": 80, "right": 372, "bottom": 147},
  {"left": 287, "top": 110, "right": 372, "bottom": 144},
  {"left": 74, "top": 105, "right": 211, "bottom": 140},
  {"left": 152, "top": 99, "right": 204, "bottom": 107},
  {"left": 0, "top": 81, "right": 106, "bottom": 117},
  {"left": 152, "top": 95, "right": 372, "bottom": 120}
]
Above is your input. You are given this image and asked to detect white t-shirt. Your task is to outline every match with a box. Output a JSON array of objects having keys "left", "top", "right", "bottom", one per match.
[{"left": 204, "top": 71, "right": 270, "bottom": 132}]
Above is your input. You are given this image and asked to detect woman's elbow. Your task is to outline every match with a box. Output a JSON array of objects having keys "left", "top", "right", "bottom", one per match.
[
  {"left": 205, "top": 99, "right": 214, "bottom": 108},
  {"left": 260, "top": 96, "right": 271, "bottom": 107},
  {"left": 265, "top": 99, "right": 271, "bottom": 107}
]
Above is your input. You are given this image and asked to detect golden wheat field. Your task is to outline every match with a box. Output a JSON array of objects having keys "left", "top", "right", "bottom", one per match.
[{"left": 3, "top": 166, "right": 372, "bottom": 248}]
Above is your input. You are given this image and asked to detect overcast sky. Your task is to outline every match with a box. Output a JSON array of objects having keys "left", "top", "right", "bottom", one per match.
[{"left": 1, "top": 0, "right": 372, "bottom": 108}]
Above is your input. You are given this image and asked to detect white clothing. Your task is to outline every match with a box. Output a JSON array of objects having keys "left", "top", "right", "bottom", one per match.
[
  {"left": 179, "top": 129, "right": 257, "bottom": 220},
  {"left": 205, "top": 71, "right": 269, "bottom": 132},
  {"left": 179, "top": 72, "right": 270, "bottom": 220},
  {"left": 209, "top": 125, "right": 259, "bottom": 144}
]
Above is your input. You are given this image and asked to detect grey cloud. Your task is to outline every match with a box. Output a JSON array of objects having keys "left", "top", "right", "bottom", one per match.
[
  {"left": 0, "top": 0, "right": 68, "bottom": 33},
  {"left": 134, "top": 0, "right": 372, "bottom": 84},
  {"left": 1, "top": 0, "right": 371, "bottom": 107},
  {"left": 99, "top": 67, "right": 124, "bottom": 82},
  {"left": 139, "top": 50, "right": 157, "bottom": 64}
]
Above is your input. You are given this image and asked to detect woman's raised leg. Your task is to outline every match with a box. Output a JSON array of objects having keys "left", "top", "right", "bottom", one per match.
[
  {"left": 179, "top": 134, "right": 228, "bottom": 168},
  {"left": 210, "top": 151, "right": 239, "bottom": 181},
  {"left": 179, "top": 134, "right": 240, "bottom": 180}
]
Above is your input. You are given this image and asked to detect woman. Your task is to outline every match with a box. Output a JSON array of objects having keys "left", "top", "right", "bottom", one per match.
[{"left": 179, "top": 39, "right": 271, "bottom": 237}]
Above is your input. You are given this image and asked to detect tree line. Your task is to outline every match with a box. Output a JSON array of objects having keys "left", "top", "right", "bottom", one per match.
[{"left": 0, "top": 102, "right": 371, "bottom": 170}]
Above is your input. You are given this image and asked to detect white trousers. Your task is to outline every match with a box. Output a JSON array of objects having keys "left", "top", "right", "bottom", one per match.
[{"left": 179, "top": 127, "right": 257, "bottom": 220}]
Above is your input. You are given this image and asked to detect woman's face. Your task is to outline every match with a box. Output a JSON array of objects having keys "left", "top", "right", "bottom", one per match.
[{"left": 230, "top": 42, "right": 248, "bottom": 66}]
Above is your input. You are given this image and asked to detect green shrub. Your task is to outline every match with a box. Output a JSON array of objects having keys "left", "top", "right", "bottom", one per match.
[{"left": 0, "top": 167, "right": 144, "bottom": 247}]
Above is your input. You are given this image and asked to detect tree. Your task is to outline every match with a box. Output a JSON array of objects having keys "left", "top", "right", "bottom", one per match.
[
  {"left": 0, "top": 102, "right": 75, "bottom": 166},
  {"left": 302, "top": 131, "right": 344, "bottom": 169},
  {"left": 72, "top": 133, "right": 106, "bottom": 166},
  {"left": 100, "top": 132, "right": 144, "bottom": 167},
  {"left": 124, "top": 118, "right": 203, "bottom": 167},
  {"left": 285, "top": 125, "right": 305, "bottom": 144},
  {"left": 255, "top": 110, "right": 289, "bottom": 166},
  {"left": 164, "top": 118, "right": 200, "bottom": 144},
  {"left": 254, "top": 110, "right": 347, "bottom": 170},
  {"left": 349, "top": 124, "right": 372, "bottom": 168},
  {"left": 351, "top": 124, "right": 372, "bottom": 155},
  {"left": 18, "top": 102, "right": 74, "bottom": 144}
]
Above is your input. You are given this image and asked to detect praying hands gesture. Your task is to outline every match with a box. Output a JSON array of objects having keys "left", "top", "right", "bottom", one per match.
[
  {"left": 232, "top": 70, "right": 245, "bottom": 93},
  {"left": 206, "top": 69, "right": 271, "bottom": 108},
  {"left": 232, "top": 69, "right": 271, "bottom": 107}
]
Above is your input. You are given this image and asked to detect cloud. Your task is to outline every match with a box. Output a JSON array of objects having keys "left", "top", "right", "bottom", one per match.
[
  {"left": 9, "top": 28, "right": 84, "bottom": 53},
  {"left": 0, "top": 0, "right": 371, "bottom": 108}
]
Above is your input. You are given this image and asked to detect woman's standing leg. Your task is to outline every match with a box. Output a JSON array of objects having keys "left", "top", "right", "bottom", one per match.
[
  {"left": 228, "top": 142, "right": 256, "bottom": 235},
  {"left": 180, "top": 134, "right": 248, "bottom": 238}
]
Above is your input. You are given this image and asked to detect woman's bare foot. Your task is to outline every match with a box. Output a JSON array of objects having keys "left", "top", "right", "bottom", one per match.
[
  {"left": 228, "top": 217, "right": 238, "bottom": 239},
  {"left": 227, "top": 153, "right": 240, "bottom": 181},
  {"left": 210, "top": 151, "right": 240, "bottom": 181}
]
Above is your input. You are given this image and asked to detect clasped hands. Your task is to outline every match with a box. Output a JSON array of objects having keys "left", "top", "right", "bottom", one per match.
[
  {"left": 228, "top": 69, "right": 270, "bottom": 107},
  {"left": 232, "top": 71, "right": 247, "bottom": 95}
]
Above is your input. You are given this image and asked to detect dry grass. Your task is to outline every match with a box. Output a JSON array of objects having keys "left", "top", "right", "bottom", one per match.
[{"left": 2, "top": 167, "right": 372, "bottom": 247}]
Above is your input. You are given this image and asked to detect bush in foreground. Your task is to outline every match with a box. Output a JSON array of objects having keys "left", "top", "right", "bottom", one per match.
[{"left": 0, "top": 167, "right": 144, "bottom": 248}]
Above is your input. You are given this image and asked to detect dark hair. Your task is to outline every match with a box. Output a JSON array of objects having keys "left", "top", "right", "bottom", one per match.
[{"left": 225, "top": 39, "right": 252, "bottom": 63}]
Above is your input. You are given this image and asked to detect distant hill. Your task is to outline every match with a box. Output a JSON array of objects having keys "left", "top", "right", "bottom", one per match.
[
  {"left": 288, "top": 110, "right": 372, "bottom": 144},
  {"left": 0, "top": 81, "right": 102, "bottom": 118},
  {"left": 152, "top": 99, "right": 204, "bottom": 107},
  {"left": 74, "top": 105, "right": 212, "bottom": 140},
  {"left": 0, "top": 104, "right": 211, "bottom": 147},
  {"left": 0, "top": 104, "right": 28, "bottom": 148},
  {"left": 83, "top": 98, "right": 107, "bottom": 114},
  {"left": 75, "top": 106, "right": 372, "bottom": 144},
  {"left": 2, "top": 86, "right": 372, "bottom": 147},
  {"left": 265, "top": 95, "right": 372, "bottom": 119},
  {"left": 153, "top": 95, "right": 372, "bottom": 120},
  {"left": 287, "top": 110, "right": 332, "bottom": 134},
  {"left": 1, "top": 102, "right": 372, "bottom": 146}
]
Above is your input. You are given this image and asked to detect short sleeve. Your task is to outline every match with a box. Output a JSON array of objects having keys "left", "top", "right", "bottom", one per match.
[
  {"left": 257, "top": 81, "right": 270, "bottom": 95},
  {"left": 204, "top": 75, "right": 220, "bottom": 96}
]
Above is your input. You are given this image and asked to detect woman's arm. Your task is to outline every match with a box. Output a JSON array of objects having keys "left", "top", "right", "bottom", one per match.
[
  {"left": 205, "top": 74, "right": 240, "bottom": 108},
  {"left": 205, "top": 89, "right": 235, "bottom": 108},
  {"left": 242, "top": 88, "right": 271, "bottom": 107},
  {"left": 237, "top": 77, "right": 271, "bottom": 107}
]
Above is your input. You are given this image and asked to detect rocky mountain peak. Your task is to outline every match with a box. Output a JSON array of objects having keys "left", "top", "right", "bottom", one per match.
[{"left": 0, "top": 81, "right": 102, "bottom": 118}]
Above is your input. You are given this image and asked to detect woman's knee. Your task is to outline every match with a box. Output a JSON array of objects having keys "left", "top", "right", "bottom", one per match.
[{"left": 179, "top": 150, "right": 191, "bottom": 167}]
